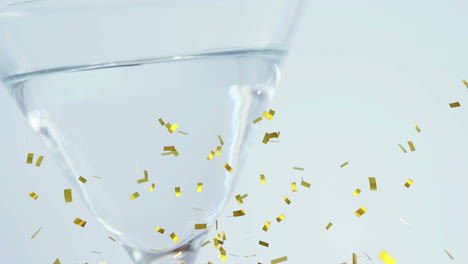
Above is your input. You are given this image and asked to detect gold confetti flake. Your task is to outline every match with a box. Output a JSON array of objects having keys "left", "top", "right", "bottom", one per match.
[
  {"left": 293, "top": 167, "right": 304, "bottom": 170},
  {"left": 260, "top": 174, "right": 266, "bottom": 184},
  {"left": 283, "top": 196, "right": 291, "bottom": 205},
  {"left": 165, "top": 123, "right": 179, "bottom": 133},
  {"left": 178, "top": 130, "right": 189, "bottom": 135},
  {"left": 30, "top": 227, "right": 43, "bottom": 239},
  {"left": 407, "top": 141, "right": 416, "bottom": 151},
  {"left": 378, "top": 250, "right": 396, "bottom": 264},
  {"left": 213, "top": 238, "right": 219, "bottom": 249},
  {"left": 444, "top": 249, "right": 455, "bottom": 260},
  {"left": 137, "top": 170, "right": 149, "bottom": 184},
  {"left": 91, "top": 251, "right": 102, "bottom": 254},
  {"left": 35, "top": 156, "right": 44, "bottom": 167},
  {"left": 399, "top": 218, "right": 409, "bottom": 225},
  {"left": 175, "top": 187, "right": 181, "bottom": 197},
  {"left": 463, "top": 80, "right": 468, "bottom": 88},
  {"left": 241, "top": 194, "right": 248, "bottom": 199},
  {"left": 216, "top": 146, "right": 222, "bottom": 157},
  {"left": 291, "top": 182, "right": 297, "bottom": 192},
  {"left": 195, "top": 224, "right": 207, "bottom": 230},
  {"left": 219, "top": 247, "right": 227, "bottom": 261},
  {"left": 364, "top": 252, "right": 372, "bottom": 260},
  {"left": 92, "top": 176, "right": 102, "bottom": 179},
  {"left": 253, "top": 116, "right": 263, "bottom": 124},
  {"left": 64, "top": 189, "right": 73, "bottom": 203},
  {"left": 78, "top": 176, "right": 87, "bottom": 184},
  {"left": 221, "top": 231, "right": 227, "bottom": 241},
  {"left": 207, "top": 151, "right": 214, "bottom": 160},
  {"left": 245, "top": 255, "right": 256, "bottom": 258},
  {"left": 368, "top": 177, "right": 377, "bottom": 191},
  {"left": 218, "top": 135, "right": 224, "bottom": 145},
  {"left": 53, "top": 258, "right": 61, "bottom": 264},
  {"left": 155, "top": 227, "right": 165, "bottom": 234},
  {"left": 26, "top": 153, "right": 34, "bottom": 164},
  {"left": 197, "top": 183, "right": 203, "bottom": 193},
  {"left": 29, "top": 192, "right": 39, "bottom": 200},
  {"left": 340, "top": 161, "right": 349, "bottom": 168},
  {"left": 216, "top": 220, "right": 218, "bottom": 230},
  {"left": 301, "top": 179, "right": 311, "bottom": 188},
  {"left": 353, "top": 253, "right": 357, "bottom": 264},
  {"left": 149, "top": 183, "right": 155, "bottom": 192},
  {"left": 259, "top": 240, "right": 269, "bottom": 247},
  {"left": 170, "top": 232, "right": 179, "bottom": 242},
  {"left": 271, "top": 256, "right": 288, "bottom": 264},
  {"left": 353, "top": 188, "right": 361, "bottom": 196},
  {"left": 404, "top": 179, "right": 413, "bottom": 188},
  {"left": 355, "top": 206, "right": 367, "bottom": 217},
  {"left": 262, "top": 221, "right": 271, "bottom": 232},
  {"left": 262, "top": 109, "right": 276, "bottom": 120},
  {"left": 233, "top": 210, "right": 245, "bottom": 217},
  {"left": 325, "top": 222, "right": 333, "bottom": 230},
  {"left": 193, "top": 207, "right": 203, "bottom": 211},
  {"left": 235, "top": 194, "right": 244, "bottom": 204},
  {"left": 449, "top": 102, "right": 461, "bottom": 108},
  {"left": 276, "top": 214, "right": 285, "bottom": 222},
  {"left": 162, "top": 146, "right": 179, "bottom": 156},
  {"left": 158, "top": 118, "right": 165, "bottom": 126},
  {"left": 73, "top": 217, "right": 87, "bottom": 227},
  {"left": 262, "top": 132, "right": 280, "bottom": 144},
  {"left": 173, "top": 251, "right": 182, "bottom": 259},
  {"left": 129, "top": 192, "right": 140, "bottom": 200},
  {"left": 150, "top": 249, "right": 166, "bottom": 253},
  {"left": 108, "top": 236, "right": 116, "bottom": 241},
  {"left": 224, "top": 163, "right": 233, "bottom": 172},
  {"left": 398, "top": 144, "right": 408, "bottom": 153},
  {"left": 414, "top": 124, "right": 421, "bottom": 133},
  {"left": 201, "top": 240, "right": 210, "bottom": 247}
]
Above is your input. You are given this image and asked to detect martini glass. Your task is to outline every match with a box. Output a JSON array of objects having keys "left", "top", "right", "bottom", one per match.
[{"left": 0, "top": 0, "right": 304, "bottom": 263}]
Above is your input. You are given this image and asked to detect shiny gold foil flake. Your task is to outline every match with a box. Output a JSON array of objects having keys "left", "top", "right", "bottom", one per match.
[
  {"left": 213, "top": 238, "right": 219, "bottom": 249},
  {"left": 216, "top": 146, "right": 222, "bottom": 157},
  {"left": 262, "top": 109, "right": 276, "bottom": 120},
  {"left": 224, "top": 163, "right": 233, "bottom": 172},
  {"left": 64, "top": 189, "right": 73, "bottom": 203},
  {"left": 404, "top": 179, "right": 413, "bottom": 188},
  {"left": 201, "top": 240, "right": 210, "bottom": 247},
  {"left": 29, "top": 192, "right": 39, "bottom": 200},
  {"left": 178, "top": 130, "right": 188, "bottom": 135},
  {"left": 130, "top": 192, "right": 140, "bottom": 200},
  {"left": 26, "top": 153, "right": 34, "bottom": 164},
  {"left": 301, "top": 179, "right": 311, "bottom": 188},
  {"left": 158, "top": 118, "right": 165, "bottom": 126},
  {"left": 378, "top": 250, "right": 396, "bottom": 264},
  {"left": 92, "top": 176, "right": 102, "bottom": 179},
  {"left": 399, "top": 218, "right": 409, "bottom": 225},
  {"left": 197, "top": 183, "right": 203, "bottom": 193},
  {"left": 170, "top": 232, "right": 179, "bottom": 242},
  {"left": 325, "top": 222, "right": 333, "bottom": 230},
  {"left": 271, "top": 256, "right": 288, "bottom": 264},
  {"left": 355, "top": 206, "right": 367, "bottom": 217},
  {"left": 241, "top": 194, "right": 248, "bottom": 199},
  {"left": 407, "top": 141, "right": 416, "bottom": 151},
  {"left": 245, "top": 255, "right": 256, "bottom": 258},
  {"left": 35, "top": 156, "right": 44, "bottom": 167},
  {"left": 340, "top": 161, "right": 349, "bottom": 168},
  {"left": 165, "top": 123, "right": 179, "bottom": 133},
  {"left": 262, "top": 132, "right": 280, "bottom": 144},
  {"left": 368, "top": 177, "right": 377, "bottom": 191},
  {"left": 162, "top": 146, "right": 179, "bottom": 156},
  {"left": 155, "top": 227, "right": 165, "bottom": 234},
  {"left": 293, "top": 167, "right": 304, "bottom": 170},
  {"left": 149, "top": 183, "right": 155, "bottom": 192},
  {"left": 173, "top": 251, "right": 182, "bottom": 259},
  {"left": 30, "top": 227, "right": 43, "bottom": 239},
  {"left": 137, "top": 170, "right": 149, "bottom": 184},
  {"left": 218, "top": 135, "right": 224, "bottom": 145},
  {"left": 175, "top": 187, "right": 181, "bottom": 197},
  {"left": 216, "top": 220, "right": 218, "bottom": 230},
  {"left": 414, "top": 124, "right": 421, "bottom": 133},
  {"left": 444, "top": 249, "right": 455, "bottom": 260},
  {"left": 353, "top": 188, "right": 361, "bottom": 196},
  {"left": 398, "top": 144, "right": 408, "bottom": 153},
  {"left": 353, "top": 253, "right": 357, "bottom": 264},
  {"left": 276, "top": 214, "right": 285, "bottom": 222},
  {"left": 221, "top": 231, "right": 227, "bottom": 241},
  {"left": 219, "top": 247, "right": 227, "bottom": 261},
  {"left": 450, "top": 102, "right": 461, "bottom": 108},
  {"left": 260, "top": 174, "right": 266, "bottom": 184},
  {"left": 195, "top": 224, "right": 207, "bottom": 230},
  {"left": 207, "top": 151, "right": 214, "bottom": 160},
  {"left": 284, "top": 196, "right": 291, "bottom": 205},
  {"left": 229, "top": 254, "right": 239, "bottom": 258},
  {"left": 463, "top": 80, "right": 468, "bottom": 88},
  {"left": 108, "top": 236, "right": 116, "bottom": 242},
  {"left": 262, "top": 221, "right": 271, "bottom": 231},
  {"left": 53, "top": 258, "right": 61, "bottom": 264},
  {"left": 291, "top": 182, "right": 297, "bottom": 192},
  {"left": 73, "top": 217, "right": 87, "bottom": 227},
  {"left": 233, "top": 210, "right": 245, "bottom": 217},
  {"left": 78, "top": 176, "right": 87, "bottom": 184},
  {"left": 253, "top": 117, "right": 263, "bottom": 124},
  {"left": 235, "top": 194, "right": 244, "bottom": 204},
  {"left": 259, "top": 240, "right": 269, "bottom": 247}
]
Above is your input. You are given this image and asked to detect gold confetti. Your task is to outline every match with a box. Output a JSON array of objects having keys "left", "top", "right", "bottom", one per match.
[
  {"left": 193, "top": 207, "right": 203, "bottom": 211},
  {"left": 262, "top": 132, "right": 280, "bottom": 144},
  {"left": 150, "top": 249, "right": 166, "bottom": 253},
  {"left": 353, "top": 253, "right": 357, "bottom": 264},
  {"left": 368, "top": 177, "right": 377, "bottom": 191},
  {"left": 414, "top": 124, "right": 421, "bottom": 133},
  {"left": 213, "top": 238, "right": 219, "bottom": 249},
  {"left": 221, "top": 231, "right": 227, "bottom": 240},
  {"left": 325, "top": 222, "right": 333, "bottom": 230},
  {"left": 262, "top": 221, "right": 271, "bottom": 231},
  {"left": 173, "top": 251, "right": 182, "bottom": 259},
  {"left": 219, "top": 247, "right": 227, "bottom": 261},
  {"left": 293, "top": 167, "right": 304, "bottom": 170},
  {"left": 259, "top": 240, "right": 269, "bottom": 247},
  {"left": 26, "top": 153, "right": 34, "bottom": 164},
  {"left": 229, "top": 254, "right": 238, "bottom": 258},
  {"left": 235, "top": 194, "right": 244, "bottom": 204},
  {"left": 155, "top": 227, "right": 165, "bottom": 234},
  {"left": 165, "top": 123, "right": 179, "bottom": 133},
  {"left": 207, "top": 151, "right": 214, "bottom": 160},
  {"left": 53, "top": 258, "right": 61, "bottom": 264},
  {"left": 30, "top": 227, "right": 43, "bottom": 239},
  {"left": 170, "top": 232, "right": 179, "bottom": 242},
  {"left": 175, "top": 187, "right": 181, "bottom": 197},
  {"left": 291, "top": 182, "right": 297, "bottom": 192},
  {"left": 364, "top": 252, "right": 372, "bottom": 260},
  {"left": 260, "top": 174, "right": 266, "bottom": 184},
  {"left": 463, "top": 80, "right": 468, "bottom": 88},
  {"left": 158, "top": 118, "right": 165, "bottom": 126},
  {"left": 353, "top": 188, "right": 361, "bottom": 196},
  {"left": 162, "top": 146, "right": 179, "bottom": 156},
  {"left": 149, "top": 183, "right": 155, "bottom": 192},
  {"left": 35, "top": 156, "right": 44, "bottom": 167},
  {"left": 407, "top": 141, "right": 416, "bottom": 151},
  {"left": 108, "top": 236, "right": 116, "bottom": 241},
  {"left": 201, "top": 240, "right": 211, "bottom": 247},
  {"left": 130, "top": 192, "right": 140, "bottom": 200},
  {"left": 64, "top": 189, "right": 73, "bottom": 203},
  {"left": 218, "top": 135, "right": 224, "bottom": 145},
  {"left": 301, "top": 179, "right": 311, "bottom": 188},
  {"left": 262, "top": 109, "right": 276, "bottom": 120},
  {"left": 233, "top": 210, "right": 245, "bottom": 217},
  {"left": 245, "top": 255, "right": 256, "bottom": 258},
  {"left": 283, "top": 196, "right": 291, "bottom": 205},
  {"left": 378, "top": 250, "right": 396, "bottom": 264},
  {"left": 224, "top": 163, "right": 233, "bottom": 172},
  {"left": 355, "top": 206, "right": 367, "bottom": 217},
  {"left": 449, "top": 102, "right": 461, "bottom": 108},
  {"left": 137, "top": 170, "right": 149, "bottom": 184},
  {"left": 241, "top": 194, "right": 248, "bottom": 199},
  {"left": 195, "top": 224, "right": 207, "bottom": 230},
  {"left": 197, "top": 183, "right": 203, "bottom": 192},
  {"left": 340, "top": 161, "right": 349, "bottom": 168},
  {"left": 271, "top": 256, "right": 288, "bottom": 264},
  {"left": 91, "top": 251, "right": 102, "bottom": 254},
  {"left": 178, "top": 130, "right": 188, "bottom": 135},
  {"left": 444, "top": 249, "right": 455, "bottom": 260},
  {"left": 253, "top": 117, "right": 263, "bottom": 124},
  {"left": 92, "top": 176, "right": 102, "bottom": 179},
  {"left": 78, "top": 176, "right": 87, "bottom": 184},
  {"left": 276, "top": 214, "right": 285, "bottom": 222},
  {"left": 216, "top": 146, "right": 222, "bottom": 157},
  {"left": 29, "top": 192, "right": 39, "bottom": 200},
  {"left": 398, "top": 144, "right": 408, "bottom": 153},
  {"left": 216, "top": 220, "right": 218, "bottom": 230},
  {"left": 404, "top": 179, "right": 413, "bottom": 188},
  {"left": 399, "top": 218, "right": 409, "bottom": 225},
  {"left": 73, "top": 217, "right": 87, "bottom": 227}
]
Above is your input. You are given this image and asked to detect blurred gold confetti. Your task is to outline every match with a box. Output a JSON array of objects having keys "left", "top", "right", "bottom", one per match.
[
  {"left": 219, "top": 247, "right": 227, "bottom": 261},
  {"left": 253, "top": 117, "right": 263, "bottom": 124},
  {"left": 158, "top": 118, "right": 165, "bottom": 126},
  {"left": 283, "top": 196, "right": 291, "bottom": 205},
  {"left": 262, "top": 221, "right": 271, "bottom": 231},
  {"left": 30, "top": 227, "right": 43, "bottom": 239},
  {"left": 355, "top": 207, "right": 367, "bottom": 217},
  {"left": 364, "top": 252, "right": 371, "bottom": 260},
  {"left": 325, "top": 222, "right": 333, "bottom": 230},
  {"left": 260, "top": 174, "right": 266, "bottom": 184},
  {"left": 262, "top": 109, "right": 276, "bottom": 120},
  {"left": 92, "top": 176, "right": 102, "bottom": 179},
  {"left": 340, "top": 161, "right": 349, "bottom": 168},
  {"left": 162, "top": 146, "right": 179, "bottom": 156},
  {"left": 449, "top": 102, "right": 461, "bottom": 108},
  {"left": 149, "top": 183, "right": 155, "bottom": 192},
  {"left": 137, "top": 170, "right": 149, "bottom": 184},
  {"left": 221, "top": 231, "right": 227, "bottom": 240},
  {"left": 414, "top": 124, "right": 421, "bottom": 133},
  {"left": 108, "top": 236, "right": 116, "bottom": 242},
  {"left": 193, "top": 207, "right": 203, "bottom": 211},
  {"left": 64, "top": 189, "right": 73, "bottom": 203},
  {"left": 130, "top": 192, "right": 140, "bottom": 200},
  {"left": 271, "top": 256, "right": 288, "bottom": 264},
  {"left": 407, "top": 141, "right": 416, "bottom": 151},
  {"left": 368, "top": 177, "right": 377, "bottom": 191},
  {"left": 35, "top": 156, "right": 44, "bottom": 167},
  {"left": 301, "top": 179, "right": 311, "bottom": 188},
  {"left": 150, "top": 249, "right": 166, "bottom": 253},
  {"left": 233, "top": 210, "right": 245, "bottom": 217},
  {"left": 178, "top": 131, "right": 188, "bottom": 135},
  {"left": 78, "top": 176, "right": 87, "bottom": 184},
  {"left": 29, "top": 192, "right": 39, "bottom": 200},
  {"left": 276, "top": 214, "right": 285, "bottom": 222},
  {"left": 155, "top": 227, "right": 165, "bottom": 234},
  {"left": 218, "top": 135, "right": 224, "bottom": 145},
  {"left": 175, "top": 187, "right": 181, "bottom": 197},
  {"left": 197, "top": 183, "right": 203, "bottom": 192},
  {"left": 73, "top": 217, "right": 87, "bottom": 227},
  {"left": 262, "top": 132, "right": 280, "bottom": 144},
  {"left": 195, "top": 224, "right": 207, "bottom": 230},
  {"left": 165, "top": 123, "right": 179, "bottom": 133},
  {"left": 26, "top": 153, "right": 34, "bottom": 164},
  {"left": 216, "top": 146, "right": 222, "bottom": 157},
  {"left": 53, "top": 258, "right": 61, "bottom": 264},
  {"left": 463, "top": 80, "right": 468, "bottom": 88},
  {"left": 216, "top": 220, "right": 218, "bottom": 230},
  {"left": 245, "top": 255, "right": 256, "bottom": 258},
  {"left": 207, "top": 151, "right": 214, "bottom": 160},
  {"left": 398, "top": 144, "right": 408, "bottom": 153},
  {"left": 173, "top": 251, "right": 182, "bottom": 259},
  {"left": 378, "top": 250, "right": 396, "bottom": 264},
  {"left": 353, "top": 188, "right": 361, "bottom": 196},
  {"left": 92, "top": 251, "right": 102, "bottom": 254},
  {"left": 224, "top": 163, "right": 233, "bottom": 172},
  {"left": 444, "top": 249, "right": 455, "bottom": 260},
  {"left": 293, "top": 167, "right": 304, "bottom": 170},
  {"left": 201, "top": 240, "right": 210, "bottom": 247},
  {"left": 353, "top": 253, "right": 357, "bottom": 264},
  {"left": 404, "top": 179, "right": 413, "bottom": 188},
  {"left": 235, "top": 194, "right": 247, "bottom": 204},
  {"left": 399, "top": 218, "right": 409, "bottom": 225},
  {"left": 291, "top": 182, "right": 297, "bottom": 192},
  {"left": 170, "top": 232, "right": 179, "bottom": 242},
  {"left": 259, "top": 240, "right": 269, "bottom": 247}
]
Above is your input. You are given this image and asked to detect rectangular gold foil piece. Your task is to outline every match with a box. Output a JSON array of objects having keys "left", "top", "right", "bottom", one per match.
[
  {"left": 73, "top": 217, "right": 87, "bottom": 227},
  {"left": 444, "top": 249, "right": 455, "bottom": 260},
  {"left": 195, "top": 224, "right": 207, "bottom": 230},
  {"left": 259, "top": 240, "right": 269, "bottom": 247},
  {"left": 233, "top": 210, "right": 245, "bottom": 217},
  {"left": 340, "top": 161, "right": 349, "bottom": 168},
  {"left": 414, "top": 124, "right": 421, "bottom": 133},
  {"left": 78, "top": 176, "right": 87, "bottom": 184},
  {"left": 108, "top": 236, "right": 116, "bottom": 241},
  {"left": 293, "top": 167, "right": 304, "bottom": 170},
  {"left": 449, "top": 102, "right": 461, "bottom": 108},
  {"left": 355, "top": 206, "right": 367, "bottom": 217},
  {"left": 260, "top": 174, "right": 266, "bottom": 184},
  {"left": 173, "top": 251, "right": 182, "bottom": 259},
  {"left": 253, "top": 116, "right": 263, "bottom": 124},
  {"left": 291, "top": 182, "right": 297, "bottom": 192},
  {"left": 178, "top": 130, "right": 188, "bottom": 135},
  {"left": 262, "top": 221, "right": 271, "bottom": 231},
  {"left": 284, "top": 196, "right": 291, "bottom": 205},
  {"left": 216, "top": 146, "right": 222, "bottom": 157},
  {"left": 149, "top": 183, "right": 155, "bottom": 192},
  {"left": 175, "top": 187, "right": 181, "bottom": 197},
  {"left": 53, "top": 258, "right": 61, "bottom": 264},
  {"left": 398, "top": 144, "right": 408, "bottom": 153},
  {"left": 158, "top": 118, "right": 165, "bottom": 125},
  {"left": 378, "top": 250, "right": 396, "bottom": 264},
  {"left": 276, "top": 214, "right": 285, "bottom": 222},
  {"left": 221, "top": 231, "right": 226, "bottom": 241},
  {"left": 155, "top": 227, "right": 165, "bottom": 234},
  {"left": 368, "top": 177, "right": 377, "bottom": 191},
  {"left": 35, "top": 156, "right": 44, "bottom": 167},
  {"left": 462, "top": 80, "right": 468, "bottom": 88},
  {"left": 30, "top": 227, "right": 43, "bottom": 239},
  {"left": 262, "top": 109, "right": 276, "bottom": 120},
  {"left": 201, "top": 240, "right": 210, "bottom": 247},
  {"left": 166, "top": 123, "right": 178, "bottom": 133},
  {"left": 29, "top": 192, "right": 38, "bottom": 200},
  {"left": 271, "top": 256, "right": 288, "bottom": 264},
  {"left": 353, "top": 188, "right": 361, "bottom": 196},
  {"left": 407, "top": 141, "right": 416, "bottom": 151},
  {"left": 163, "top": 146, "right": 179, "bottom": 156},
  {"left": 207, "top": 151, "right": 214, "bottom": 160},
  {"left": 130, "top": 192, "right": 140, "bottom": 200},
  {"left": 235, "top": 194, "right": 244, "bottom": 204},
  {"left": 26, "top": 153, "right": 34, "bottom": 164},
  {"left": 64, "top": 189, "right": 73, "bottom": 203},
  {"left": 301, "top": 179, "right": 311, "bottom": 188},
  {"left": 197, "top": 183, "right": 203, "bottom": 192},
  {"left": 218, "top": 135, "right": 224, "bottom": 145},
  {"left": 224, "top": 163, "right": 233, "bottom": 172},
  {"left": 170, "top": 232, "right": 179, "bottom": 242},
  {"left": 262, "top": 132, "right": 280, "bottom": 144},
  {"left": 137, "top": 170, "right": 149, "bottom": 184},
  {"left": 353, "top": 253, "right": 357, "bottom": 264},
  {"left": 325, "top": 222, "right": 333, "bottom": 230},
  {"left": 404, "top": 179, "right": 413, "bottom": 188}
]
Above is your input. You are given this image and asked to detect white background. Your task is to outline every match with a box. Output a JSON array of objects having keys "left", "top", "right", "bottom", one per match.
[{"left": 1, "top": 0, "right": 468, "bottom": 263}]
